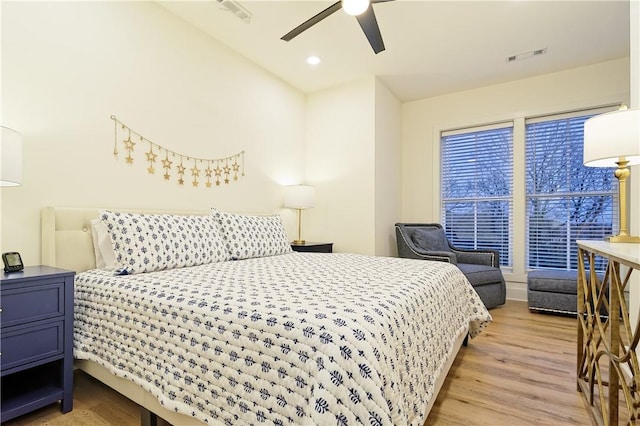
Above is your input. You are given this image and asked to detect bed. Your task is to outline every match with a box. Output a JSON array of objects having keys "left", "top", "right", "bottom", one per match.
[{"left": 41, "top": 207, "right": 491, "bottom": 426}]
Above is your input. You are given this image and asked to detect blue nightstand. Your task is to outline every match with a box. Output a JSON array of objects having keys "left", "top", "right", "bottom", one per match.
[{"left": 1, "top": 266, "right": 75, "bottom": 422}]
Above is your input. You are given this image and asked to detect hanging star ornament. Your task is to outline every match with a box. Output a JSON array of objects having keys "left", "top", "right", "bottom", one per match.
[{"left": 110, "top": 116, "right": 245, "bottom": 189}]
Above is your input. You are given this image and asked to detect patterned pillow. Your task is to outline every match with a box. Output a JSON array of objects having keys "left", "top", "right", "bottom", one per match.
[
  {"left": 99, "top": 211, "right": 227, "bottom": 274},
  {"left": 212, "top": 209, "right": 292, "bottom": 260}
]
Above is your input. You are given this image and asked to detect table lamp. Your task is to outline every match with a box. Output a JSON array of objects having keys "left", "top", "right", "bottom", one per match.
[
  {"left": 583, "top": 106, "right": 640, "bottom": 243},
  {"left": 284, "top": 185, "right": 315, "bottom": 244}
]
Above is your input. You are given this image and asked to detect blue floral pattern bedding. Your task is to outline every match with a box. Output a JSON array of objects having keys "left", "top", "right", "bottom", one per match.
[{"left": 74, "top": 252, "right": 491, "bottom": 425}]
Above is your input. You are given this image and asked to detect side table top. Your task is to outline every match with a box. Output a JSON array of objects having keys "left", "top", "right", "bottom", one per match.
[
  {"left": 291, "top": 242, "right": 332, "bottom": 247},
  {"left": 577, "top": 240, "right": 640, "bottom": 269},
  {"left": 2, "top": 265, "right": 75, "bottom": 283}
]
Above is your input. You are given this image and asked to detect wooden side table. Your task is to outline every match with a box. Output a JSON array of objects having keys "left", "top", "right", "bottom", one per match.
[
  {"left": 291, "top": 242, "right": 333, "bottom": 253},
  {"left": 1, "top": 266, "right": 75, "bottom": 422},
  {"left": 576, "top": 240, "right": 640, "bottom": 425}
]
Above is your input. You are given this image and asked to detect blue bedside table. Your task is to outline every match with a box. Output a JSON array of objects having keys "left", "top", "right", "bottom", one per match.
[{"left": 1, "top": 266, "right": 75, "bottom": 422}]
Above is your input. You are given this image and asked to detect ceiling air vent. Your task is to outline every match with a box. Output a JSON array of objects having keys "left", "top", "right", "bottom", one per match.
[
  {"left": 507, "top": 48, "right": 547, "bottom": 62},
  {"left": 216, "top": 0, "right": 252, "bottom": 23}
]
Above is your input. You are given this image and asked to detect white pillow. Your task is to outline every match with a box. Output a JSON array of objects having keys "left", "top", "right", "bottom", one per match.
[
  {"left": 90, "top": 218, "right": 117, "bottom": 270},
  {"left": 212, "top": 208, "right": 292, "bottom": 260},
  {"left": 99, "top": 210, "right": 227, "bottom": 274}
]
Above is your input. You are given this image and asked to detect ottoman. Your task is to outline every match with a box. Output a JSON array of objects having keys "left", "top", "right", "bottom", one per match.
[{"left": 527, "top": 270, "right": 579, "bottom": 315}]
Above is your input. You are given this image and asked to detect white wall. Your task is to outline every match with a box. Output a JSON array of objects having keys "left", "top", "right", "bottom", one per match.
[
  {"left": 0, "top": 1, "right": 630, "bottom": 270},
  {"left": 304, "top": 77, "right": 377, "bottom": 255},
  {"left": 402, "top": 58, "right": 630, "bottom": 300},
  {"left": 374, "top": 79, "right": 402, "bottom": 256},
  {"left": 300, "top": 76, "right": 402, "bottom": 257},
  {"left": 0, "top": 2, "right": 306, "bottom": 266},
  {"left": 627, "top": 0, "right": 639, "bottom": 331},
  {"left": 630, "top": 1, "right": 639, "bottom": 229}
]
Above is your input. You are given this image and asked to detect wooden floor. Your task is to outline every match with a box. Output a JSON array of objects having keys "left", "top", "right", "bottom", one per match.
[
  {"left": 427, "top": 300, "right": 591, "bottom": 425},
  {"left": 4, "top": 300, "right": 591, "bottom": 426}
]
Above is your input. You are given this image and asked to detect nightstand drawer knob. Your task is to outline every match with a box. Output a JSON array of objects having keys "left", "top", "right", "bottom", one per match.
[{"left": 0, "top": 307, "right": 3, "bottom": 313}]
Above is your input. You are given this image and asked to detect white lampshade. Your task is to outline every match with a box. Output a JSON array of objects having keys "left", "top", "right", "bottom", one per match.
[
  {"left": 583, "top": 108, "right": 640, "bottom": 167},
  {"left": 284, "top": 185, "right": 315, "bottom": 209},
  {"left": 342, "top": 0, "right": 369, "bottom": 16},
  {"left": 1, "top": 126, "right": 23, "bottom": 186}
]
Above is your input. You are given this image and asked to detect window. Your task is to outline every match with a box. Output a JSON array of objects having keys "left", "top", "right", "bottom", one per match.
[
  {"left": 440, "top": 107, "right": 618, "bottom": 273},
  {"left": 441, "top": 124, "right": 513, "bottom": 266},
  {"left": 525, "top": 110, "right": 617, "bottom": 271}
]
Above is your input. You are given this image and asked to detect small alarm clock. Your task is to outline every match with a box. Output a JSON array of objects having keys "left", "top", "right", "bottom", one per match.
[{"left": 3, "top": 252, "right": 24, "bottom": 273}]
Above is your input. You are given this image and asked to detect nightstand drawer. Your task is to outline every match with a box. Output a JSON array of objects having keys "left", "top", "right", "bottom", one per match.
[
  {"left": 1, "top": 320, "right": 64, "bottom": 372},
  {"left": 0, "top": 283, "right": 65, "bottom": 327}
]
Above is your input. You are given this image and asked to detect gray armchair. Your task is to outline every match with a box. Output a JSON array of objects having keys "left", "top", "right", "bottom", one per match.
[{"left": 395, "top": 223, "right": 506, "bottom": 309}]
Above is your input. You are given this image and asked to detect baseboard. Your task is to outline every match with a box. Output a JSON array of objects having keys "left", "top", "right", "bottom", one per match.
[{"left": 506, "top": 280, "right": 527, "bottom": 302}]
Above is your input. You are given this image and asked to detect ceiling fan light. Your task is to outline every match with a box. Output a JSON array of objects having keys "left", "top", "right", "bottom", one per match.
[{"left": 342, "top": 0, "right": 369, "bottom": 16}]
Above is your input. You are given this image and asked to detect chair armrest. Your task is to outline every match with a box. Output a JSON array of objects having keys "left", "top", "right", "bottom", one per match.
[
  {"left": 402, "top": 248, "right": 457, "bottom": 263},
  {"left": 451, "top": 248, "right": 500, "bottom": 268},
  {"left": 395, "top": 227, "right": 457, "bottom": 263},
  {"left": 418, "top": 250, "right": 458, "bottom": 264}
]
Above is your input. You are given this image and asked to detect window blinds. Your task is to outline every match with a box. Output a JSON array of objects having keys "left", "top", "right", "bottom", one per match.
[
  {"left": 441, "top": 124, "right": 513, "bottom": 266},
  {"left": 525, "top": 111, "right": 617, "bottom": 271}
]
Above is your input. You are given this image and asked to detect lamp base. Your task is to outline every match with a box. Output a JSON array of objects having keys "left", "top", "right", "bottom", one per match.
[
  {"left": 607, "top": 234, "right": 640, "bottom": 243},
  {"left": 292, "top": 239, "right": 306, "bottom": 245}
]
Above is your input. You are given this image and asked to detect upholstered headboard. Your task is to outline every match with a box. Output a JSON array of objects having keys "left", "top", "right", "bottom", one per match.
[{"left": 41, "top": 207, "right": 208, "bottom": 273}]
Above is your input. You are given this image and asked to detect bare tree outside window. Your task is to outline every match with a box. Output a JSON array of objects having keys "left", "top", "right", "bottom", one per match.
[
  {"left": 526, "top": 114, "right": 616, "bottom": 271},
  {"left": 440, "top": 109, "right": 616, "bottom": 272},
  {"left": 441, "top": 126, "right": 513, "bottom": 266}
]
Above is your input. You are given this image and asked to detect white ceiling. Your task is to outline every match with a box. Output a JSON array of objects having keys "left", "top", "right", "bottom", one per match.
[{"left": 158, "top": 0, "right": 630, "bottom": 102}]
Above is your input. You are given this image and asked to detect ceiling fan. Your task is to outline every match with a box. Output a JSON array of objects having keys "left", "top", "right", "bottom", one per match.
[{"left": 281, "top": 0, "right": 395, "bottom": 54}]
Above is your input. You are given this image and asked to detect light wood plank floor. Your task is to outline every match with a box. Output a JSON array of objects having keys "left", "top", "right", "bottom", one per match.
[
  {"left": 427, "top": 300, "right": 590, "bottom": 425},
  {"left": 4, "top": 300, "right": 591, "bottom": 426}
]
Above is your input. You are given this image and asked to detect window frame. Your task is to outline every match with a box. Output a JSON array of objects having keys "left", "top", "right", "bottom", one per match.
[
  {"left": 438, "top": 105, "right": 619, "bottom": 274},
  {"left": 440, "top": 122, "right": 514, "bottom": 267}
]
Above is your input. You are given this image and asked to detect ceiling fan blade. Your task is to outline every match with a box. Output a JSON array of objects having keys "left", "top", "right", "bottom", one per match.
[
  {"left": 281, "top": 1, "right": 342, "bottom": 41},
  {"left": 356, "top": 4, "right": 385, "bottom": 54}
]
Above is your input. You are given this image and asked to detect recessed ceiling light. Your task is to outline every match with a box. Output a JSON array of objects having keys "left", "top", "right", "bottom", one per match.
[{"left": 307, "top": 56, "right": 321, "bottom": 65}]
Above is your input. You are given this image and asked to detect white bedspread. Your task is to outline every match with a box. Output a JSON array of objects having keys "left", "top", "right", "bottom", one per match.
[{"left": 74, "top": 252, "right": 491, "bottom": 425}]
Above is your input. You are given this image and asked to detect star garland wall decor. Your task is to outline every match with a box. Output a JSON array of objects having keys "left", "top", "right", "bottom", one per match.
[{"left": 111, "top": 115, "right": 245, "bottom": 188}]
